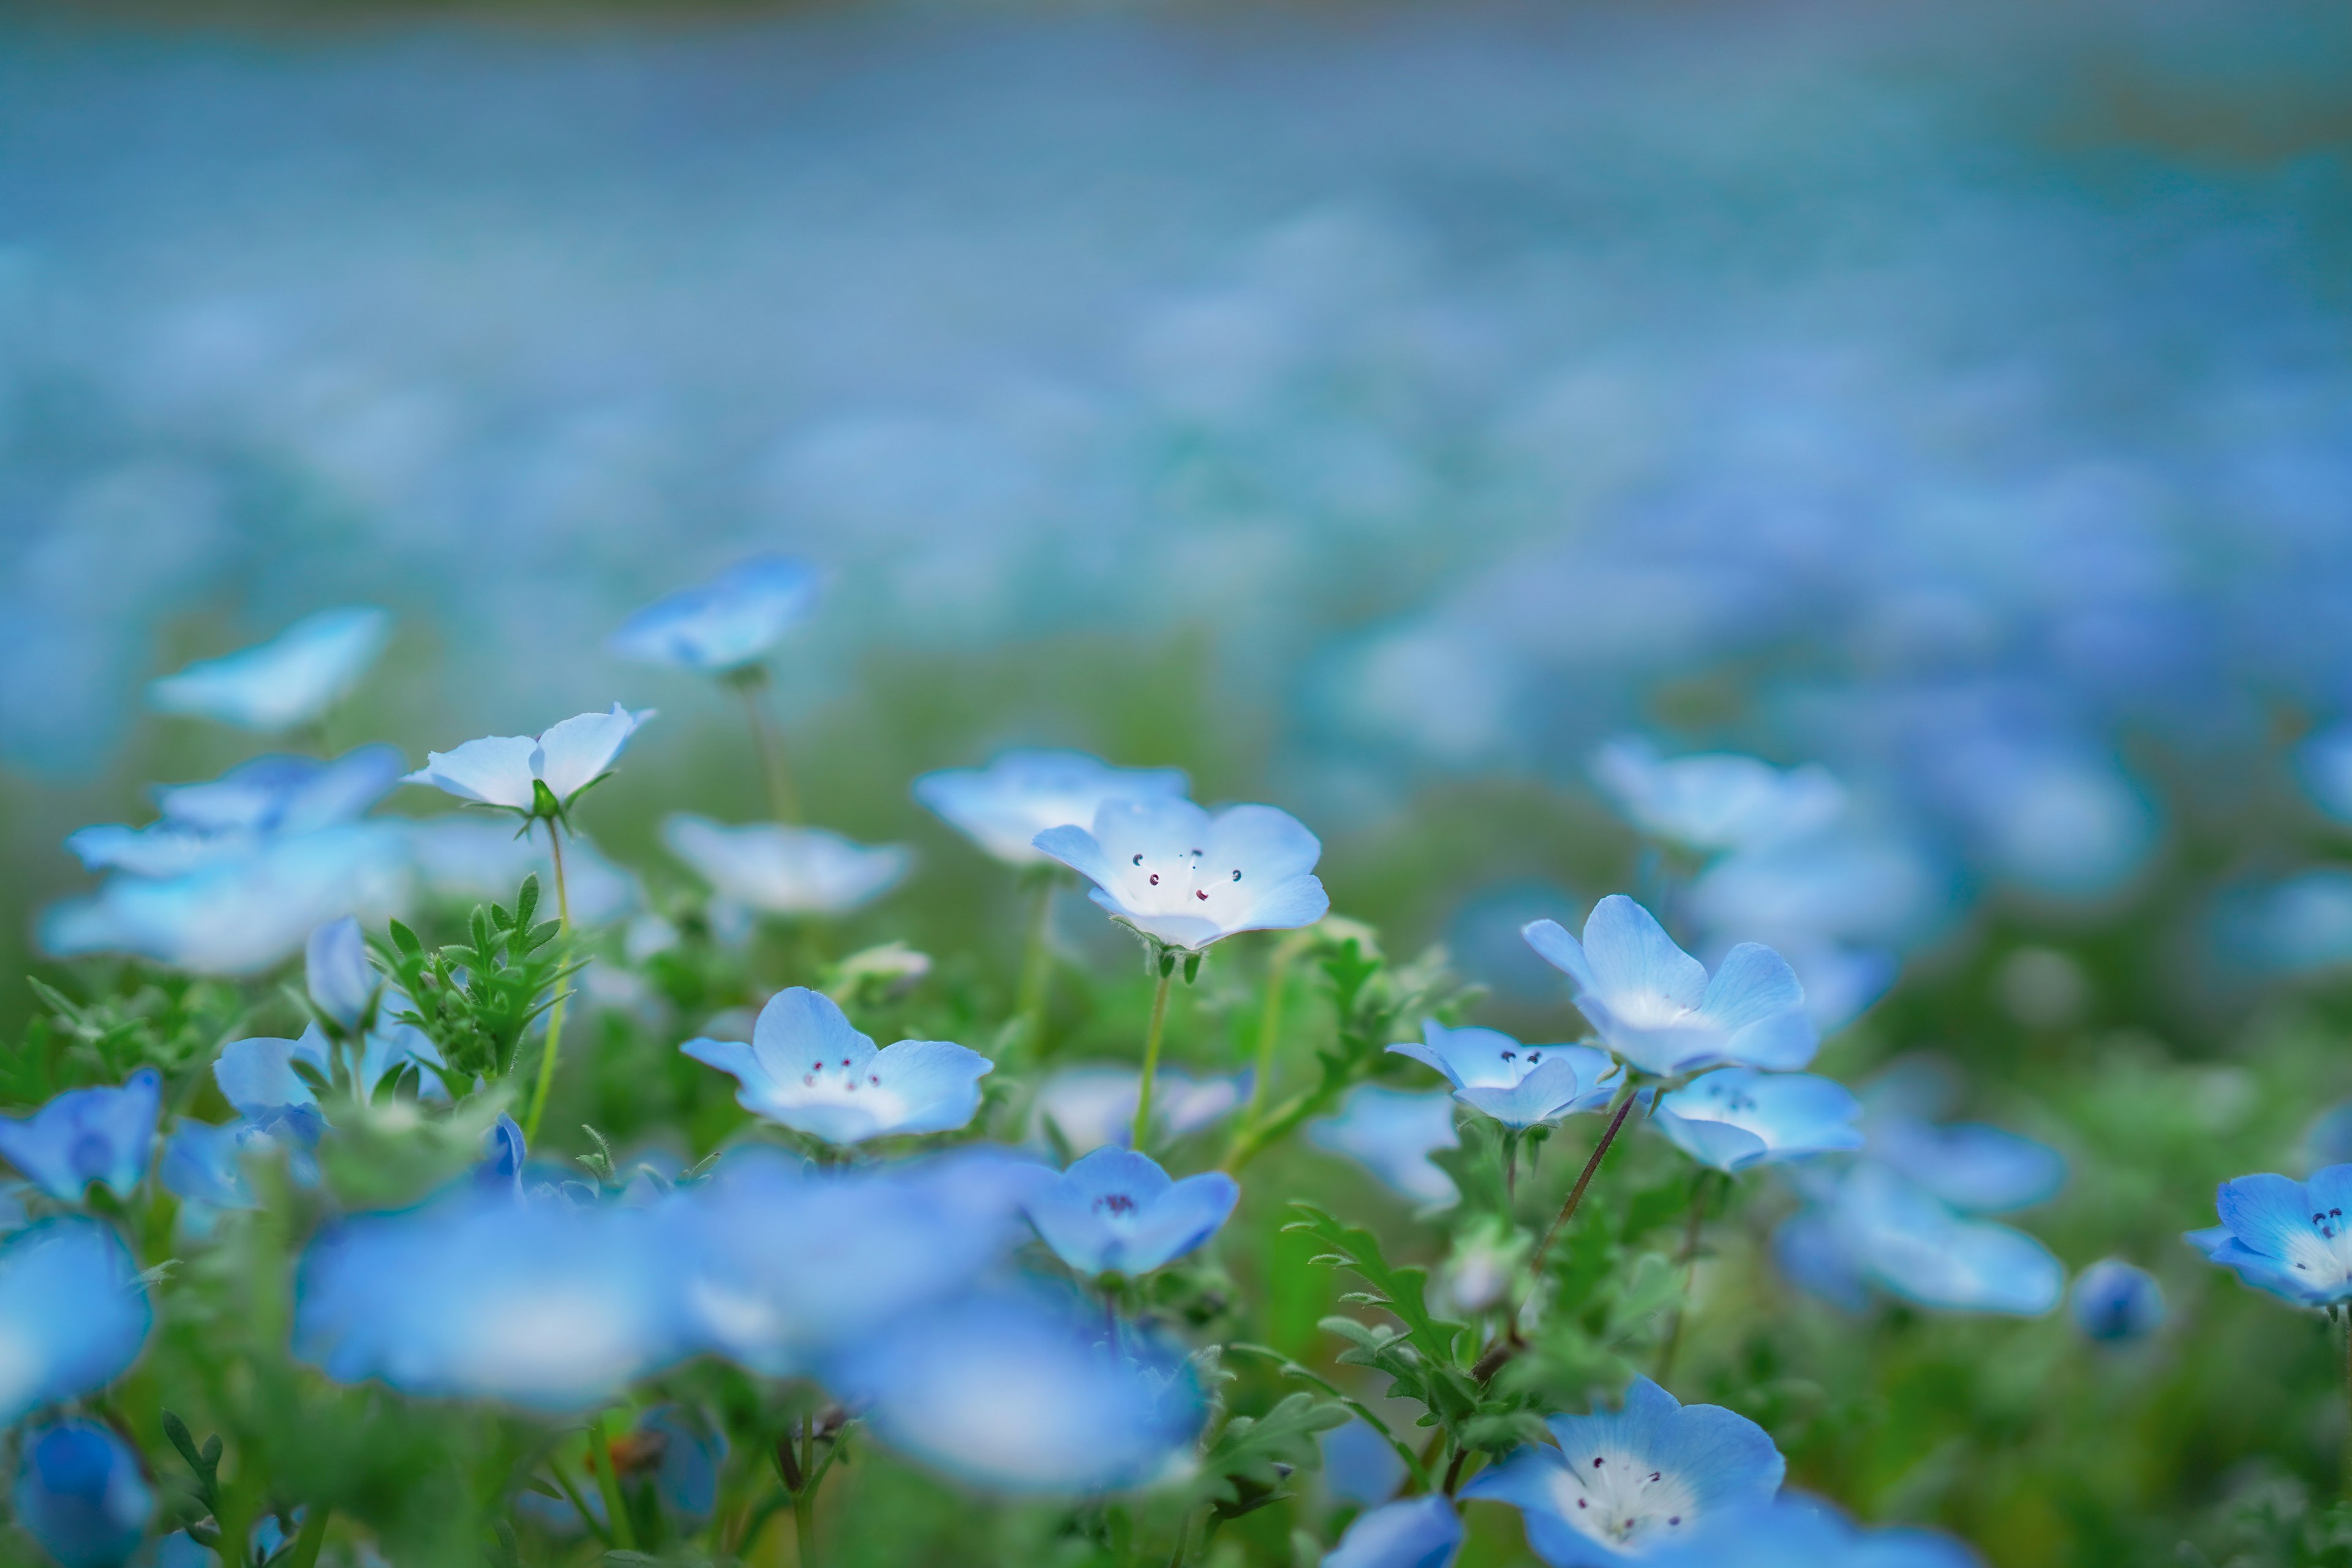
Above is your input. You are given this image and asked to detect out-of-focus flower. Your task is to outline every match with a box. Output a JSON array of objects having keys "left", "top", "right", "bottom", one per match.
[
  {"left": 2069, "top": 1259, "right": 2165, "bottom": 1343},
  {"left": 147, "top": 606, "right": 390, "bottom": 733},
  {"left": 0, "top": 1218, "right": 154, "bottom": 1426},
  {"left": 67, "top": 746, "right": 405, "bottom": 878},
  {"left": 1319, "top": 1418, "right": 1406, "bottom": 1507},
  {"left": 520, "top": 1406, "right": 728, "bottom": 1537},
  {"left": 1591, "top": 739, "right": 1844, "bottom": 854},
  {"left": 608, "top": 555, "right": 820, "bottom": 671},
  {"left": 660, "top": 815, "right": 910, "bottom": 916},
  {"left": 295, "top": 1187, "right": 687, "bottom": 1411},
  {"left": 1386, "top": 1022, "right": 1618, "bottom": 1129},
  {"left": 159, "top": 1110, "right": 323, "bottom": 1226},
  {"left": 0, "top": 1074, "right": 160, "bottom": 1203},
  {"left": 1857, "top": 1066, "right": 2066, "bottom": 1214},
  {"left": 1686, "top": 825, "right": 1949, "bottom": 959},
  {"left": 404, "top": 817, "right": 639, "bottom": 927},
  {"left": 825, "top": 1287, "right": 1204, "bottom": 1494},
  {"left": 1324, "top": 1494, "right": 1464, "bottom": 1568},
  {"left": 914, "top": 749, "right": 1189, "bottom": 867},
  {"left": 12, "top": 1419, "right": 153, "bottom": 1568},
  {"left": 1029, "top": 1065, "right": 1249, "bottom": 1155},
  {"left": 2191, "top": 1167, "right": 2352, "bottom": 1306},
  {"left": 673, "top": 1144, "right": 1039, "bottom": 1375},
  {"left": 1460, "top": 1377, "right": 1783, "bottom": 1565},
  {"left": 1653, "top": 1069, "right": 1863, "bottom": 1172},
  {"left": 214, "top": 1022, "right": 440, "bottom": 1116},
  {"left": 1638, "top": 1497, "right": 1979, "bottom": 1568},
  {"left": 1306, "top": 1086, "right": 1460, "bottom": 1208},
  {"left": 2211, "top": 870, "right": 2352, "bottom": 978},
  {"left": 1523, "top": 897, "right": 1817, "bottom": 1076},
  {"left": 1034, "top": 799, "right": 1328, "bottom": 952},
  {"left": 1441, "top": 1217, "right": 1528, "bottom": 1315},
  {"left": 680, "top": 987, "right": 990, "bottom": 1145},
  {"left": 2299, "top": 725, "right": 2352, "bottom": 826},
  {"left": 1020, "top": 1147, "right": 1238, "bottom": 1276},
  {"left": 402, "top": 704, "right": 654, "bottom": 816},
  {"left": 306, "top": 916, "right": 377, "bottom": 1031},
  {"left": 1776, "top": 1164, "right": 2062, "bottom": 1316}
]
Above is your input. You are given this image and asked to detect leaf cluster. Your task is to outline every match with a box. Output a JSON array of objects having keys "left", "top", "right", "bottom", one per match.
[
  {"left": 379, "top": 876, "right": 573, "bottom": 1084},
  {"left": 7, "top": 973, "right": 243, "bottom": 1107}
]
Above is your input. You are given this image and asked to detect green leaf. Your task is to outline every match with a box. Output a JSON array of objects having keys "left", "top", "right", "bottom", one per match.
[{"left": 1286, "top": 1202, "right": 1465, "bottom": 1366}]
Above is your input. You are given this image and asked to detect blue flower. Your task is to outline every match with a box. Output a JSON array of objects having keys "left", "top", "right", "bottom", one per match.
[
  {"left": 914, "top": 750, "right": 1190, "bottom": 867},
  {"left": 1591, "top": 739, "right": 1844, "bottom": 854},
  {"left": 146, "top": 605, "right": 390, "bottom": 733},
  {"left": 825, "top": 1287, "right": 1204, "bottom": 1494},
  {"left": 1324, "top": 1495, "right": 1464, "bottom": 1568},
  {"left": 680, "top": 987, "right": 991, "bottom": 1145},
  {"left": 1021, "top": 1147, "right": 1238, "bottom": 1276},
  {"left": 0, "top": 1072, "right": 160, "bottom": 1202},
  {"left": 159, "top": 1110, "right": 325, "bottom": 1226},
  {"left": 674, "top": 1144, "right": 1041, "bottom": 1374},
  {"left": 1523, "top": 897, "right": 1817, "bottom": 1076},
  {"left": 2192, "top": 1167, "right": 2352, "bottom": 1306},
  {"left": 2069, "top": 1259, "right": 2165, "bottom": 1343},
  {"left": 403, "top": 704, "right": 655, "bottom": 815},
  {"left": 1033, "top": 798, "right": 1329, "bottom": 953},
  {"left": 1862, "top": 1111, "right": 2066, "bottom": 1215},
  {"left": 1459, "top": 1376, "right": 1784, "bottom": 1566},
  {"left": 608, "top": 555, "right": 821, "bottom": 671},
  {"left": 661, "top": 814, "right": 910, "bottom": 915},
  {"left": 12, "top": 1420, "right": 153, "bottom": 1568},
  {"left": 306, "top": 916, "right": 377, "bottom": 1031},
  {"left": 2300, "top": 724, "right": 2352, "bottom": 825},
  {"left": 0, "top": 1218, "right": 154, "bottom": 1426},
  {"left": 1029, "top": 1065, "right": 1250, "bottom": 1155},
  {"left": 1320, "top": 1418, "right": 1406, "bottom": 1507},
  {"left": 294, "top": 1186, "right": 688, "bottom": 1411},
  {"left": 215, "top": 1022, "right": 437, "bottom": 1116},
  {"left": 1776, "top": 1165, "right": 2062, "bottom": 1316},
  {"left": 1306, "top": 1086, "right": 1460, "bottom": 1209},
  {"left": 1636, "top": 1497, "right": 1979, "bottom": 1568},
  {"left": 1653, "top": 1069, "right": 1863, "bottom": 1172},
  {"left": 66, "top": 745, "right": 405, "bottom": 880},
  {"left": 1387, "top": 1022, "right": 1618, "bottom": 1129}
]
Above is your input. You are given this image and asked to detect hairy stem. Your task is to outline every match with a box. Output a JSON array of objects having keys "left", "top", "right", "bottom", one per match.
[
  {"left": 522, "top": 826, "right": 573, "bottom": 1145},
  {"left": 1131, "top": 970, "right": 1175, "bottom": 1150},
  {"left": 1528, "top": 1082, "right": 1640, "bottom": 1281}
]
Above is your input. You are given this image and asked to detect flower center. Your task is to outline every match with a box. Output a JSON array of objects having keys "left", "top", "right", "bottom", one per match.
[
  {"left": 1124, "top": 849, "right": 1244, "bottom": 915},
  {"left": 1545, "top": 1449, "right": 1699, "bottom": 1549},
  {"left": 1095, "top": 1193, "right": 1138, "bottom": 1217}
]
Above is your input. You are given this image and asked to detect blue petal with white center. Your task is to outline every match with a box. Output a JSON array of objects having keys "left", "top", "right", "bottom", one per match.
[
  {"left": 1324, "top": 1494, "right": 1464, "bottom": 1568},
  {"left": 402, "top": 704, "right": 655, "bottom": 812},
  {"left": 0, "top": 1072, "right": 160, "bottom": 1202},
  {"left": 681, "top": 987, "right": 992, "bottom": 1145},
  {"left": 146, "top": 605, "right": 390, "bottom": 733},
  {"left": 1523, "top": 897, "right": 1819, "bottom": 1076},
  {"left": 2195, "top": 1166, "right": 2352, "bottom": 1306},
  {"left": 1460, "top": 1376, "right": 1784, "bottom": 1566},
  {"left": 1591, "top": 738, "right": 1845, "bottom": 854},
  {"left": 1021, "top": 1147, "right": 1238, "bottom": 1276},
  {"left": 1033, "top": 797, "right": 1329, "bottom": 952},
  {"left": 1639, "top": 1496, "right": 1980, "bottom": 1568},
  {"left": 1387, "top": 1022, "right": 1618, "bottom": 1129},
  {"left": 1306, "top": 1085, "right": 1460, "bottom": 1209},
  {"left": 2068, "top": 1259, "right": 2165, "bottom": 1344},
  {"left": 662, "top": 814, "right": 911, "bottom": 915},
  {"left": 12, "top": 1419, "right": 154, "bottom": 1568},
  {"left": 0, "top": 1218, "right": 154, "bottom": 1427},
  {"left": 914, "top": 749, "right": 1191, "bottom": 867},
  {"left": 1653, "top": 1068, "right": 1863, "bottom": 1172},
  {"left": 607, "top": 555, "right": 821, "bottom": 671}
]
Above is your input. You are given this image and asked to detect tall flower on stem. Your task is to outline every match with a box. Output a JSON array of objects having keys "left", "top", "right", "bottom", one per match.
[
  {"left": 1033, "top": 797, "right": 1328, "bottom": 1147},
  {"left": 404, "top": 704, "right": 655, "bottom": 1140}
]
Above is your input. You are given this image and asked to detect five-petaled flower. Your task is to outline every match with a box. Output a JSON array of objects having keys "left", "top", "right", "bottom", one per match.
[
  {"left": 1020, "top": 1147, "right": 1238, "bottom": 1276},
  {"left": 680, "top": 987, "right": 992, "bottom": 1145},
  {"left": 0, "top": 1072, "right": 161, "bottom": 1204},
  {"left": 403, "top": 704, "right": 655, "bottom": 824},
  {"left": 1033, "top": 798, "right": 1329, "bottom": 954},
  {"left": 1387, "top": 1021, "right": 1619, "bottom": 1130},
  {"left": 2190, "top": 1166, "right": 2352, "bottom": 1306}
]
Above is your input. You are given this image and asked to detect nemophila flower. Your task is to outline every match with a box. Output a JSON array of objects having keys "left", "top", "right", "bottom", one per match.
[
  {"left": 1033, "top": 797, "right": 1329, "bottom": 953},
  {"left": 294, "top": 1186, "right": 688, "bottom": 1410},
  {"left": 42, "top": 823, "right": 412, "bottom": 977},
  {"left": 1523, "top": 897, "right": 1817, "bottom": 1076},
  {"left": 680, "top": 986, "right": 990, "bottom": 1145},
  {"left": 66, "top": 745, "right": 405, "bottom": 879},
  {"left": 2190, "top": 1167, "right": 2352, "bottom": 1306},
  {"left": 0, "top": 1218, "right": 154, "bottom": 1426},
  {"left": 1591, "top": 738, "right": 1844, "bottom": 854},
  {"left": 402, "top": 704, "right": 655, "bottom": 817},
  {"left": 1460, "top": 1377, "right": 1784, "bottom": 1566},
  {"left": 1021, "top": 1147, "right": 1238, "bottom": 1276},
  {"left": 1638, "top": 1498, "right": 1979, "bottom": 1568},
  {"left": 1325, "top": 1494, "right": 1464, "bottom": 1568},
  {"left": 12, "top": 1420, "right": 153, "bottom": 1568},
  {"left": 215, "top": 1022, "right": 441, "bottom": 1117},
  {"left": 405, "top": 817, "right": 640, "bottom": 927},
  {"left": 1684, "top": 824, "right": 1951, "bottom": 958},
  {"left": 0, "top": 1072, "right": 160, "bottom": 1202},
  {"left": 1653, "top": 1069, "right": 1863, "bottom": 1173},
  {"left": 306, "top": 916, "right": 376, "bottom": 1030},
  {"left": 1387, "top": 1022, "right": 1618, "bottom": 1129},
  {"left": 661, "top": 814, "right": 910, "bottom": 916},
  {"left": 1857, "top": 1065, "right": 2065, "bottom": 1214},
  {"left": 1321, "top": 1417, "right": 1407, "bottom": 1507},
  {"left": 147, "top": 605, "right": 391, "bottom": 732},
  {"left": 1030, "top": 1065, "right": 1250, "bottom": 1155},
  {"left": 674, "top": 1144, "right": 1041, "bottom": 1374},
  {"left": 2070, "top": 1259, "right": 2165, "bottom": 1343},
  {"left": 159, "top": 1112, "right": 323, "bottom": 1230},
  {"left": 1776, "top": 1164, "right": 2062, "bottom": 1316},
  {"left": 1306, "top": 1086, "right": 1460, "bottom": 1208},
  {"left": 825, "top": 1287, "right": 1205, "bottom": 1494},
  {"left": 914, "top": 749, "right": 1190, "bottom": 867},
  {"left": 608, "top": 555, "right": 821, "bottom": 671}
]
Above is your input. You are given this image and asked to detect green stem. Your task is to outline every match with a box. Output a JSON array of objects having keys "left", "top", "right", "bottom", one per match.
[
  {"left": 522, "top": 826, "right": 573, "bottom": 1146},
  {"left": 1014, "top": 872, "right": 1056, "bottom": 1055},
  {"left": 1243, "top": 937, "right": 1301, "bottom": 1129},
  {"left": 1130, "top": 969, "right": 1175, "bottom": 1150},
  {"left": 791, "top": 1415, "right": 819, "bottom": 1565},
  {"left": 287, "top": 1502, "right": 330, "bottom": 1568},
  {"left": 736, "top": 666, "right": 801, "bottom": 822},
  {"left": 587, "top": 1411, "right": 636, "bottom": 1551},
  {"left": 549, "top": 1459, "right": 613, "bottom": 1547}
]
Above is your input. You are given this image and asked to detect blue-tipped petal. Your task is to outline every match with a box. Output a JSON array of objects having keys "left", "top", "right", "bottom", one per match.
[{"left": 0, "top": 1072, "right": 162, "bottom": 1202}]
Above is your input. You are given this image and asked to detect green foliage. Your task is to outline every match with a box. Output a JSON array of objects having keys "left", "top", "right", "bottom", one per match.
[
  {"left": 379, "top": 875, "right": 572, "bottom": 1085},
  {"left": 6, "top": 972, "right": 244, "bottom": 1107}
]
